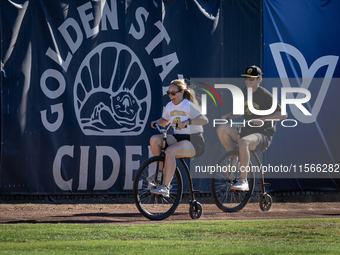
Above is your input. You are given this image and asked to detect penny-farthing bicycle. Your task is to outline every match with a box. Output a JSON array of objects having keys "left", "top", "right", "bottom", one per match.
[
  {"left": 210, "top": 120, "right": 273, "bottom": 212},
  {"left": 133, "top": 123, "right": 203, "bottom": 220}
]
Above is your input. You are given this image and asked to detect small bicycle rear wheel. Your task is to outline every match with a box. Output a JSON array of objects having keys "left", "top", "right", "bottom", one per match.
[
  {"left": 260, "top": 193, "right": 272, "bottom": 211},
  {"left": 210, "top": 150, "right": 255, "bottom": 212},
  {"left": 189, "top": 201, "right": 203, "bottom": 219},
  {"left": 133, "top": 156, "right": 183, "bottom": 220}
]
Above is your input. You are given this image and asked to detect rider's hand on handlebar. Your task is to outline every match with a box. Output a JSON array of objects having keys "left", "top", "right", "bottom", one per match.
[
  {"left": 151, "top": 121, "right": 158, "bottom": 129},
  {"left": 222, "top": 115, "right": 231, "bottom": 122},
  {"left": 250, "top": 120, "right": 264, "bottom": 126},
  {"left": 177, "top": 121, "right": 187, "bottom": 130}
]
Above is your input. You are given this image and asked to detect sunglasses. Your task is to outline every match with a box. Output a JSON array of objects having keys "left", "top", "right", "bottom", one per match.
[
  {"left": 166, "top": 90, "right": 181, "bottom": 96},
  {"left": 244, "top": 77, "right": 258, "bottom": 82}
]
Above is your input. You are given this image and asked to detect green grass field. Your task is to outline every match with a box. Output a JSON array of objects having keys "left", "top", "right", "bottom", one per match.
[{"left": 1, "top": 218, "right": 339, "bottom": 254}]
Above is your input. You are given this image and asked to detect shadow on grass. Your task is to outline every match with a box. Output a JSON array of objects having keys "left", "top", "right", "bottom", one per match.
[{"left": 1, "top": 212, "right": 187, "bottom": 224}]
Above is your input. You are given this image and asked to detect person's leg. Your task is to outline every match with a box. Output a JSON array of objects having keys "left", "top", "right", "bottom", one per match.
[
  {"left": 150, "top": 140, "right": 195, "bottom": 197},
  {"left": 216, "top": 124, "right": 238, "bottom": 151},
  {"left": 233, "top": 133, "right": 270, "bottom": 191},
  {"left": 149, "top": 134, "right": 177, "bottom": 156},
  {"left": 238, "top": 134, "right": 259, "bottom": 180},
  {"left": 162, "top": 140, "right": 195, "bottom": 188},
  {"left": 148, "top": 134, "right": 178, "bottom": 183},
  {"left": 230, "top": 134, "right": 259, "bottom": 191}
]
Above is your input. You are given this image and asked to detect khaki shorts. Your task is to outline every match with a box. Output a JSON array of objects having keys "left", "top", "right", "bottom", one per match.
[{"left": 241, "top": 129, "right": 271, "bottom": 152}]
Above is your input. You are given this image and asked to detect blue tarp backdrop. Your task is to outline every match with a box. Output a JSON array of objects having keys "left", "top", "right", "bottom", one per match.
[
  {"left": 0, "top": 0, "right": 339, "bottom": 194},
  {"left": 263, "top": 0, "right": 340, "bottom": 191}
]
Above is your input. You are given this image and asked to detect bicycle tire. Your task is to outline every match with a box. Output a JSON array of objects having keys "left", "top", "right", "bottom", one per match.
[
  {"left": 210, "top": 150, "right": 255, "bottom": 212},
  {"left": 260, "top": 193, "right": 272, "bottom": 211},
  {"left": 133, "top": 156, "right": 183, "bottom": 220}
]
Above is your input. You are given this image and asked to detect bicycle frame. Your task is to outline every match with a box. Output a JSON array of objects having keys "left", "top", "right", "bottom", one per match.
[{"left": 132, "top": 123, "right": 203, "bottom": 219}]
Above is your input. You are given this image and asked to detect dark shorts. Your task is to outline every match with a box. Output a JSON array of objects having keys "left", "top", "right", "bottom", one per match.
[
  {"left": 240, "top": 129, "right": 271, "bottom": 152},
  {"left": 172, "top": 133, "right": 206, "bottom": 158}
]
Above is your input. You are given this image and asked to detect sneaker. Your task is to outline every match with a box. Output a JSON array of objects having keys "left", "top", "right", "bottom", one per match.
[
  {"left": 147, "top": 173, "right": 173, "bottom": 189},
  {"left": 150, "top": 185, "right": 169, "bottom": 197},
  {"left": 231, "top": 179, "right": 249, "bottom": 191}
]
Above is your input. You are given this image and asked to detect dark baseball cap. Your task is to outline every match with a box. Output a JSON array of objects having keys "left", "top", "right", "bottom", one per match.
[{"left": 241, "top": 65, "right": 262, "bottom": 78}]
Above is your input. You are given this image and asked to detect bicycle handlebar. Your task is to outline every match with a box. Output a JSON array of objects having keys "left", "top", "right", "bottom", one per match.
[
  {"left": 153, "top": 122, "right": 187, "bottom": 133},
  {"left": 225, "top": 117, "right": 260, "bottom": 128}
]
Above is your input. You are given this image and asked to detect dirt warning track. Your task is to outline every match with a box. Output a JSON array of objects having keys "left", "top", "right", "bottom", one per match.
[{"left": 1, "top": 200, "right": 339, "bottom": 225}]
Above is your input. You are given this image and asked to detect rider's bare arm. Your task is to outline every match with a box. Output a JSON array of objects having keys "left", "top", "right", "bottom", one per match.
[
  {"left": 251, "top": 111, "right": 288, "bottom": 125},
  {"left": 178, "top": 114, "right": 209, "bottom": 129},
  {"left": 222, "top": 111, "right": 241, "bottom": 119},
  {"left": 151, "top": 117, "right": 170, "bottom": 128},
  {"left": 263, "top": 110, "right": 287, "bottom": 121}
]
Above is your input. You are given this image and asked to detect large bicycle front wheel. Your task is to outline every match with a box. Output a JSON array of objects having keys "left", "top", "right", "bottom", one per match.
[
  {"left": 133, "top": 156, "right": 183, "bottom": 220},
  {"left": 210, "top": 150, "right": 255, "bottom": 212}
]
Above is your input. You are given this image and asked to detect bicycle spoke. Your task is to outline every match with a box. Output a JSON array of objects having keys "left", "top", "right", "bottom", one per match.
[
  {"left": 133, "top": 156, "right": 183, "bottom": 220},
  {"left": 210, "top": 151, "right": 255, "bottom": 212}
]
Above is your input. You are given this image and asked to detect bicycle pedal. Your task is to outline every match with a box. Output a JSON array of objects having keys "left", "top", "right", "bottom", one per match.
[
  {"left": 148, "top": 182, "right": 156, "bottom": 187},
  {"left": 258, "top": 182, "right": 271, "bottom": 187},
  {"left": 187, "top": 190, "right": 200, "bottom": 194}
]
